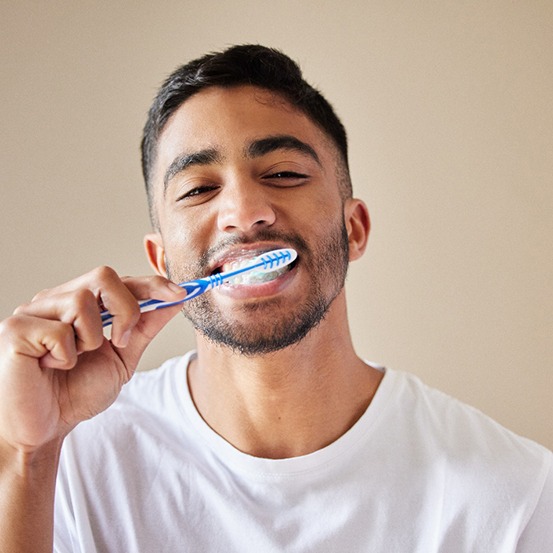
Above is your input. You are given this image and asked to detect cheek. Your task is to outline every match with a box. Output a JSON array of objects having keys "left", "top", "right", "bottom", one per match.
[
  {"left": 306, "top": 196, "right": 344, "bottom": 235},
  {"left": 159, "top": 200, "right": 214, "bottom": 249},
  {"left": 159, "top": 219, "right": 207, "bottom": 279}
]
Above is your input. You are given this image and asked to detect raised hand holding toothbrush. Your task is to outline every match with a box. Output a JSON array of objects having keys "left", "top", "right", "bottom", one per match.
[{"left": 0, "top": 269, "right": 187, "bottom": 452}]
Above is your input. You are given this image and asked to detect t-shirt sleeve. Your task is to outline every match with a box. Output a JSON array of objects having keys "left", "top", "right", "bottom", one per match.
[{"left": 515, "top": 451, "right": 553, "bottom": 552}]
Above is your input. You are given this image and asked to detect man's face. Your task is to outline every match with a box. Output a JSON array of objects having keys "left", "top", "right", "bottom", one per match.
[{"left": 147, "top": 85, "right": 359, "bottom": 355}]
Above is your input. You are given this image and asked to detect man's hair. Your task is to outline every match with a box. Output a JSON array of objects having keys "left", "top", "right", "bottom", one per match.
[{"left": 141, "top": 44, "right": 351, "bottom": 224}]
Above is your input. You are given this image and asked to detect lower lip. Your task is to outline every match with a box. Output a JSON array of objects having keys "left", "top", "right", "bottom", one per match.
[{"left": 215, "top": 266, "right": 297, "bottom": 300}]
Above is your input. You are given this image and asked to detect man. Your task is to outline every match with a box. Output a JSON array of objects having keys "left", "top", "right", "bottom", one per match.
[{"left": 0, "top": 45, "right": 551, "bottom": 552}]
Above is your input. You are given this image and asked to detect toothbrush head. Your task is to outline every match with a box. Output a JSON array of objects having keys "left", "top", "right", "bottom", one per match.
[
  {"left": 254, "top": 248, "right": 298, "bottom": 271},
  {"left": 217, "top": 248, "right": 298, "bottom": 287}
]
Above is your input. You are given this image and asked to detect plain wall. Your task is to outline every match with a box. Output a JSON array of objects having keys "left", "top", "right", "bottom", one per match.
[{"left": 1, "top": 1, "right": 551, "bottom": 450}]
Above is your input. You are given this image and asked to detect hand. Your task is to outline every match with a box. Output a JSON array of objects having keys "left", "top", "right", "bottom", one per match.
[{"left": 0, "top": 266, "right": 187, "bottom": 453}]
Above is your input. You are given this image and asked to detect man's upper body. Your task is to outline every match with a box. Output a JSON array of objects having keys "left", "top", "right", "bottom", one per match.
[
  {"left": 53, "top": 353, "right": 552, "bottom": 552},
  {"left": 0, "top": 45, "right": 551, "bottom": 552}
]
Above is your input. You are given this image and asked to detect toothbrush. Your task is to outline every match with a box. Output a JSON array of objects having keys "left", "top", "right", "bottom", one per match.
[{"left": 101, "top": 248, "right": 297, "bottom": 327}]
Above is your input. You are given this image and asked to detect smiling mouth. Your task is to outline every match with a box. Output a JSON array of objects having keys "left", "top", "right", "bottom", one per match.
[{"left": 212, "top": 252, "right": 298, "bottom": 286}]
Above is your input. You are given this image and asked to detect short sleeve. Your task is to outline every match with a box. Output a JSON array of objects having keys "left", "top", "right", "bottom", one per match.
[{"left": 516, "top": 451, "right": 553, "bottom": 552}]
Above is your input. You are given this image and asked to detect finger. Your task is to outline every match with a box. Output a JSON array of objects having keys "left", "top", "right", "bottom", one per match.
[
  {"left": 14, "top": 290, "right": 104, "bottom": 355},
  {"left": 120, "top": 275, "right": 187, "bottom": 303},
  {"left": 29, "top": 267, "right": 186, "bottom": 348},
  {"left": 32, "top": 269, "right": 185, "bottom": 304},
  {"left": 0, "top": 315, "right": 78, "bottom": 371},
  {"left": 29, "top": 266, "right": 137, "bottom": 348},
  {"left": 112, "top": 301, "right": 184, "bottom": 369},
  {"left": 98, "top": 274, "right": 186, "bottom": 348}
]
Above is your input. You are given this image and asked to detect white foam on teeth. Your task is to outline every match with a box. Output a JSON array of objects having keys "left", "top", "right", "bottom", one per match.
[
  {"left": 227, "top": 265, "right": 288, "bottom": 286},
  {"left": 222, "top": 258, "right": 255, "bottom": 273}
]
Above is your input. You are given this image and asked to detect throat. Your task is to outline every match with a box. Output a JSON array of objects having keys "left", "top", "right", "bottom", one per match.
[{"left": 187, "top": 352, "right": 383, "bottom": 459}]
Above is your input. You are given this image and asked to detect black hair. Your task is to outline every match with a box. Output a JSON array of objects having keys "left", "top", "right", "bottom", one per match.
[{"left": 141, "top": 44, "right": 351, "bottom": 224}]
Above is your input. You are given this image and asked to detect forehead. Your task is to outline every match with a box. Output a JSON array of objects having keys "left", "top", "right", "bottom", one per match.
[{"left": 152, "top": 85, "right": 336, "bottom": 182}]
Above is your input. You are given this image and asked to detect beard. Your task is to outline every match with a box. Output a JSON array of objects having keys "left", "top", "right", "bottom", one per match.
[{"left": 166, "top": 218, "right": 350, "bottom": 356}]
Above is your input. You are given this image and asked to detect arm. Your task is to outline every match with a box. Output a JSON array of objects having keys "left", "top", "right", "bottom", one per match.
[
  {"left": 0, "top": 438, "right": 62, "bottom": 553},
  {"left": 0, "top": 267, "right": 186, "bottom": 552}
]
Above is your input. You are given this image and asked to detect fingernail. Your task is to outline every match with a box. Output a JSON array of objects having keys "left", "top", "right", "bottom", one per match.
[{"left": 167, "top": 281, "right": 185, "bottom": 294}]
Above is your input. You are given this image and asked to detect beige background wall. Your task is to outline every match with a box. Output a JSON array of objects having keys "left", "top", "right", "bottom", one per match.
[{"left": 1, "top": 1, "right": 551, "bottom": 450}]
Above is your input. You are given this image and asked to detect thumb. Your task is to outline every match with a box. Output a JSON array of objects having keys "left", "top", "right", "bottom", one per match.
[{"left": 113, "top": 303, "right": 183, "bottom": 370}]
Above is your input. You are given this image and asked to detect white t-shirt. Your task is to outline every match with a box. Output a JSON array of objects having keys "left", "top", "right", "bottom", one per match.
[{"left": 54, "top": 352, "right": 553, "bottom": 552}]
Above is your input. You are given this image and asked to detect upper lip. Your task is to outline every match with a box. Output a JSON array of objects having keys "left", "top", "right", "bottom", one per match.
[{"left": 209, "top": 243, "right": 291, "bottom": 274}]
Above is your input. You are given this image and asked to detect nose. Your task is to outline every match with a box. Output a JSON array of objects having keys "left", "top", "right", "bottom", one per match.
[{"left": 217, "top": 179, "right": 276, "bottom": 233}]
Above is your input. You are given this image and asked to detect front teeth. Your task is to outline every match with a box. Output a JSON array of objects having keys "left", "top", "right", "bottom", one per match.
[
  {"left": 221, "top": 258, "right": 288, "bottom": 286},
  {"left": 231, "top": 266, "right": 288, "bottom": 285}
]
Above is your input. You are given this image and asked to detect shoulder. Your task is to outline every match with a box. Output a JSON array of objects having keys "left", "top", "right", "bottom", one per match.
[
  {"left": 386, "top": 368, "right": 549, "bottom": 460},
  {"left": 408, "top": 367, "right": 548, "bottom": 460},
  {"left": 385, "top": 368, "right": 551, "bottom": 503},
  {"left": 377, "top": 368, "right": 552, "bottom": 542}
]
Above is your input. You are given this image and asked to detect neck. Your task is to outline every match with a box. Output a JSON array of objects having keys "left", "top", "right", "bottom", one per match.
[{"left": 188, "top": 294, "right": 383, "bottom": 459}]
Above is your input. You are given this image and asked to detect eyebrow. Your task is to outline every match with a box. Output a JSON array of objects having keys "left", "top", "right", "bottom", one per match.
[
  {"left": 163, "top": 148, "right": 222, "bottom": 190},
  {"left": 245, "top": 135, "right": 321, "bottom": 165},
  {"left": 163, "top": 134, "right": 321, "bottom": 195}
]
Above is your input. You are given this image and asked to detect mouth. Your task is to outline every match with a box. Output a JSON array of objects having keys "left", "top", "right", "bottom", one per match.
[{"left": 211, "top": 248, "right": 298, "bottom": 287}]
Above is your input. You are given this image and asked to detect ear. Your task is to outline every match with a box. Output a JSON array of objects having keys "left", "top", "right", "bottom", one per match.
[
  {"left": 144, "top": 232, "right": 167, "bottom": 277},
  {"left": 344, "top": 199, "right": 370, "bottom": 262}
]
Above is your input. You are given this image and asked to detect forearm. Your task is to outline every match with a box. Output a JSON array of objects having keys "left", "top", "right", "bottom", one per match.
[
  {"left": 0, "top": 269, "right": 184, "bottom": 553},
  {"left": 0, "top": 438, "right": 63, "bottom": 553}
]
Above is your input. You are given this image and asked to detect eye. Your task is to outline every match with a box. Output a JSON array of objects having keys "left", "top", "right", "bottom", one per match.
[
  {"left": 268, "top": 171, "right": 308, "bottom": 179},
  {"left": 176, "top": 184, "right": 220, "bottom": 204},
  {"left": 262, "top": 170, "right": 310, "bottom": 186}
]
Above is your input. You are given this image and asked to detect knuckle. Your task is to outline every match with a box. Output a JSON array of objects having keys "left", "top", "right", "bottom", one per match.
[
  {"left": 31, "top": 288, "right": 51, "bottom": 302},
  {"left": 0, "top": 316, "right": 17, "bottom": 339},
  {"left": 72, "top": 288, "right": 97, "bottom": 310},
  {"left": 0, "top": 315, "right": 25, "bottom": 336},
  {"left": 52, "top": 323, "right": 78, "bottom": 351},
  {"left": 150, "top": 274, "right": 170, "bottom": 287},
  {"left": 93, "top": 265, "right": 118, "bottom": 283},
  {"left": 12, "top": 302, "right": 31, "bottom": 316},
  {"left": 0, "top": 316, "right": 32, "bottom": 350},
  {"left": 106, "top": 302, "right": 140, "bottom": 331}
]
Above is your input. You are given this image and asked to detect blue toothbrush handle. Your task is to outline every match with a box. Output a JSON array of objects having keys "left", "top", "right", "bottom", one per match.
[
  {"left": 137, "top": 279, "right": 210, "bottom": 309},
  {"left": 137, "top": 269, "right": 243, "bottom": 310},
  {"left": 100, "top": 279, "right": 210, "bottom": 326},
  {"left": 100, "top": 248, "right": 297, "bottom": 327}
]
